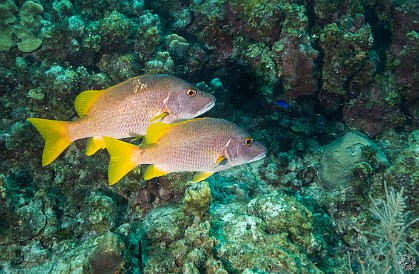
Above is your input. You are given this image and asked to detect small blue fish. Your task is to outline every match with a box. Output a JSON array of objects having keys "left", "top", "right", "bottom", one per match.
[{"left": 275, "top": 100, "right": 289, "bottom": 108}]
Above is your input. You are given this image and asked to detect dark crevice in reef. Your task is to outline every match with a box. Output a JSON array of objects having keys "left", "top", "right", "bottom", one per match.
[
  {"left": 303, "top": 1, "right": 317, "bottom": 35},
  {"left": 364, "top": 3, "right": 393, "bottom": 74}
]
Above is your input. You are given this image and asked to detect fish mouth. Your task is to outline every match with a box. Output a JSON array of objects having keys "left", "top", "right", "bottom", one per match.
[
  {"left": 196, "top": 100, "right": 216, "bottom": 117},
  {"left": 249, "top": 152, "right": 267, "bottom": 163}
]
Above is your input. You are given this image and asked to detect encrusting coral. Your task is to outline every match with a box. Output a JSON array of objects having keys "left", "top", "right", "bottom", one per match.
[
  {"left": 0, "top": 0, "right": 18, "bottom": 51},
  {"left": 15, "top": 1, "right": 44, "bottom": 52}
]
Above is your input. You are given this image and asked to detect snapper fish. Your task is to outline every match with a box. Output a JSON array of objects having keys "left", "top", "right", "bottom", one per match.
[
  {"left": 103, "top": 117, "right": 267, "bottom": 185},
  {"left": 27, "top": 74, "right": 216, "bottom": 166}
]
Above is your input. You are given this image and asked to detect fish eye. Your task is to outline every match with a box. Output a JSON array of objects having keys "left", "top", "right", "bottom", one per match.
[
  {"left": 244, "top": 137, "right": 253, "bottom": 147},
  {"left": 187, "top": 88, "right": 197, "bottom": 97}
]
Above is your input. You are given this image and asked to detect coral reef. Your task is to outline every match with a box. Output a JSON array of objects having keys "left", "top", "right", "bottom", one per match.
[
  {"left": 99, "top": 11, "right": 131, "bottom": 51},
  {"left": 89, "top": 232, "right": 125, "bottom": 274},
  {"left": 342, "top": 74, "right": 406, "bottom": 137},
  {"left": 0, "top": 0, "right": 418, "bottom": 273},
  {"left": 318, "top": 131, "right": 388, "bottom": 191},
  {"left": 0, "top": 0, "right": 18, "bottom": 52},
  {"left": 390, "top": 2, "right": 419, "bottom": 131},
  {"left": 182, "top": 181, "right": 212, "bottom": 218},
  {"left": 0, "top": 0, "right": 44, "bottom": 53},
  {"left": 319, "top": 15, "right": 373, "bottom": 96},
  {"left": 15, "top": 1, "right": 44, "bottom": 52},
  {"left": 209, "top": 190, "right": 332, "bottom": 273}
]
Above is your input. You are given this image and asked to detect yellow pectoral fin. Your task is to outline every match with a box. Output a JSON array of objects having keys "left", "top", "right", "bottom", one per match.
[
  {"left": 149, "top": 112, "right": 168, "bottom": 123},
  {"left": 213, "top": 155, "right": 226, "bottom": 168},
  {"left": 74, "top": 89, "right": 106, "bottom": 117},
  {"left": 192, "top": 171, "right": 214, "bottom": 183},
  {"left": 86, "top": 137, "right": 106, "bottom": 156},
  {"left": 103, "top": 136, "right": 138, "bottom": 185},
  {"left": 143, "top": 165, "right": 169, "bottom": 180},
  {"left": 27, "top": 118, "right": 72, "bottom": 166}
]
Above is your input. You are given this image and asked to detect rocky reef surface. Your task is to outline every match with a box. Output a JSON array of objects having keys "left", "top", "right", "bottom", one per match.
[{"left": 0, "top": 0, "right": 418, "bottom": 273}]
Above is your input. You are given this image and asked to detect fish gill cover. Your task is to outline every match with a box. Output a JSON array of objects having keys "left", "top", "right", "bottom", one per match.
[{"left": 0, "top": 0, "right": 418, "bottom": 273}]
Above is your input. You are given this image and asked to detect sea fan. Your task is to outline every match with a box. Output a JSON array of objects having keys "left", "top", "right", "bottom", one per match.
[{"left": 365, "top": 182, "right": 418, "bottom": 273}]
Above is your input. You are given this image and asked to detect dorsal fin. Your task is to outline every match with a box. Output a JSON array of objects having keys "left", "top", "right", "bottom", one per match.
[
  {"left": 74, "top": 89, "right": 106, "bottom": 117},
  {"left": 174, "top": 117, "right": 206, "bottom": 126},
  {"left": 142, "top": 122, "right": 174, "bottom": 145},
  {"left": 142, "top": 118, "right": 207, "bottom": 145}
]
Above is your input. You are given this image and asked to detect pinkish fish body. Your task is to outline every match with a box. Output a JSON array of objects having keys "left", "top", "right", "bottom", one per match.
[
  {"left": 28, "top": 74, "right": 216, "bottom": 166},
  {"left": 104, "top": 118, "right": 267, "bottom": 185}
]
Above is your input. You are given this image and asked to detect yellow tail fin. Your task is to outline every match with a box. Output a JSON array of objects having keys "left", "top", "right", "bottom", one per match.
[
  {"left": 103, "top": 137, "right": 138, "bottom": 185},
  {"left": 27, "top": 118, "right": 71, "bottom": 166},
  {"left": 86, "top": 137, "right": 106, "bottom": 156}
]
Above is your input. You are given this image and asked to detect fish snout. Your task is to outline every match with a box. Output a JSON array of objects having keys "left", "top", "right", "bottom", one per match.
[
  {"left": 250, "top": 141, "right": 267, "bottom": 163},
  {"left": 198, "top": 99, "right": 216, "bottom": 116},
  {"left": 194, "top": 93, "right": 216, "bottom": 117}
]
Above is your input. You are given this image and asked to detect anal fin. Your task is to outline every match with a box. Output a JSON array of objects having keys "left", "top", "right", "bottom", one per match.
[
  {"left": 193, "top": 171, "right": 214, "bottom": 183},
  {"left": 86, "top": 136, "right": 106, "bottom": 156},
  {"left": 143, "top": 165, "right": 169, "bottom": 180}
]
